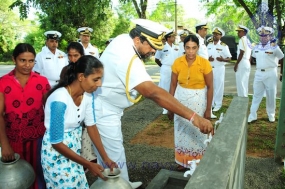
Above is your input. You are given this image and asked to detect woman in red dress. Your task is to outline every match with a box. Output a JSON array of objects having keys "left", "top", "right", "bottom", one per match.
[{"left": 0, "top": 43, "right": 50, "bottom": 189}]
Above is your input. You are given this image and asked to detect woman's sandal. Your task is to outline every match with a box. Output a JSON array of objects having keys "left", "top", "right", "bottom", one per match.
[{"left": 176, "top": 164, "right": 187, "bottom": 172}]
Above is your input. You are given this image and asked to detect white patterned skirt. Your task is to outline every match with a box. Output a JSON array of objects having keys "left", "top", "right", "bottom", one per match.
[
  {"left": 41, "top": 126, "right": 89, "bottom": 188},
  {"left": 174, "top": 85, "right": 208, "bottom": 168}
]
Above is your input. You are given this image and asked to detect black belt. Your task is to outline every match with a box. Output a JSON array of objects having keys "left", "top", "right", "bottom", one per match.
[
  {"left": 261, "top": 69, "right": 265, "bottom": 71},
  {"left": 212, "top": 66, "right": 215, "bottom": 68}
]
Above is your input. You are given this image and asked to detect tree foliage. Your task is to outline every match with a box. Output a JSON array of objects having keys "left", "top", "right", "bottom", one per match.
[
  {"left": 0, "top": 0, "right": 32, "bottom": 60},
  {"left": 200, "top": 0, "right": 285, "bottom": 44},
  {"left": 10, "top": 0, "right": 116, "bottom": 51},
  {"left": 149, "top": 0, "right": 187, "bottom": 31},
  {"left": 111, "top": 2, "right": 138, "bottom": 38},
  {"left": 119, "top": 0, "right": 148, "bottom": 18}
]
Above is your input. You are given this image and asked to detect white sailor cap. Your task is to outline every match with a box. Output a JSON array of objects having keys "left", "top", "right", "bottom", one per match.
[
  {"left": 212, "top": 27, "right": 225, "bottom": 37},
  {"left": 44, "top": 31, "right": 62, "bottom": 40},
  {"left": 77, "top": 27, "right": 93, "bottom": 36},
  {"left": 195, "top": 22, "right": 209, "bottom": 30},
  {"left": 131, "top": 19, "right": 168, "bottom": 50},
  {"left": 165, "top": 29, "right": 176, "bottom": 37},
  {"left": 235, "top": 25, "right": 250, "bottom": 33},
  {"left": 257, "top": 26, "right": 274, "bottom": 36},
  {"left": 178, "top": 30, "right": 190, "bottom": 37}
]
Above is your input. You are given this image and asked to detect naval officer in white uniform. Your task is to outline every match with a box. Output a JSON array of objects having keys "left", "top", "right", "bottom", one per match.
[
  {"left": 155, "top": 29, "right": 179, "bottom": 114},
  {"left": 195, "top": 23, "right": 209, "bottom": 59},
  {"left": 195, "top": 22, "right": 217, "bottom": 118},
  {"left": 93, "top": 19, "right": 213, "bottom": 189},
  {"left": 177, "top": 30, "right": 190, "bottom": 56},
  {"left": 248, "top": 26, "right": 284, "bottom": 123},
  {"left": 207, "top": 27, "right": 232, "bottom": 112},
  {"left": 234, "top": 25, "right": 252, "bottom": 97},
  {"left": 77, "top": 27, "right": 100, "bottom": 58},
  {"left": 33, "top": 31, "right": 68, "bottom": 87}
]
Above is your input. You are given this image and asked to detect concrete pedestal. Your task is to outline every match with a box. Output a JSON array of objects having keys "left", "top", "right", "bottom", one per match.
[{"left": 146, "top": 169, "right": 190, "bottom": 189}]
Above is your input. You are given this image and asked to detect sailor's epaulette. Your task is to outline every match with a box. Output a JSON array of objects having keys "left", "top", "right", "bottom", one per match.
[
  {"left": 220, "top": 41, "right": 227, "bottom": 46},
  {"left": 207, "top": 38, "right": 213, "bottom": 43},
  {"left": 270, "top": 38, "right": 277, "bottom": 47}
]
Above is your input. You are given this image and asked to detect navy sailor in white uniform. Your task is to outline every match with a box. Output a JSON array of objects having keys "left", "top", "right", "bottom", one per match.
[
  {"left": 207, "top": 27, "right": 232, "bottom": 112},
  {"left": 33, "top": 31, "right": 68, "bottom": 87},
  {"left": 77, "top": 27, "right": 100, "bottom": 58},
  {"left": 248, "top": 26, "right": 284, "bottom": 123}
]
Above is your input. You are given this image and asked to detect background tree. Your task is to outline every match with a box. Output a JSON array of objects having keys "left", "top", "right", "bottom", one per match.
[
  {"left": 10, "top": 0, "right": 116, "bottom": 51},
  {"left": 119, "top": 0, "right": 148, "bottom": 18},
  {"left": 111, "top": 1, "right": 138, "bottom": 38},
  {"left": 0, "top": 0, "right": 32, "bottom": 61},
  {"left": 200, "top": 0, "right": 285, "bottom": 44},
  {"left": 149, "top": 0, "right": 185, "bottom": 25}
]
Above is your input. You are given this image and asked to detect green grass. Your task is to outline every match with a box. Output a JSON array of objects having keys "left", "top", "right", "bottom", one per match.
[{"left": 211, "top": 95, "right": 280, "bottom": 158}]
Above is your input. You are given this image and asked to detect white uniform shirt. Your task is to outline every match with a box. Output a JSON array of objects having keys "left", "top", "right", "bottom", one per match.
[
  {"left": 196, "top": 34, "right": 208, "bottom": 59},
  {"left": 207, "top": 40, "right": 232, "bottom": 67},
  {"left": 237, "top": 36, "right": 252, "bottom": 60},
  {"left": 178, "top": 41, "right": 185, "bottom": 56},
  {"left": 33, "top": 46, "right": 68, "bottom": 87},
  {"left": 95, "top": 34, "right": 152, "bottom": 109},
  {"left": 252, "top": 43, "right": 284, "bottom": 69},
  {"left": 80, "top": 42, "right": 100, "bottom": 58},
  {"left": 44, "top": 88, "right": 96, "bottom": 132},
  {"left": 154, "top": 42, "right": 179, "bottom": 66}
]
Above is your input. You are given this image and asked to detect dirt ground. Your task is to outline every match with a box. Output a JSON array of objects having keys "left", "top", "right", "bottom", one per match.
[{"left": 130, "top": 95, "right": 279, "bottom": 158}]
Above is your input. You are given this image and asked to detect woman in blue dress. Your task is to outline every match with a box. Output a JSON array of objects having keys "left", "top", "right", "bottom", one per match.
[{"left": 41, "top": 55, "right": 116, "bottom": 188}]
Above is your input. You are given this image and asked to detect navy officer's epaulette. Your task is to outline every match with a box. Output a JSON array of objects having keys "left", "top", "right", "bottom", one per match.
[
  {"left": 270, "top": 38, "right": 277, "bottom": 47},
  {"left": 207, "top": 37, "right": 213, "bottom": 43},
  {"left": 220, "top": 41, "right": 227, "bottom": 46}
]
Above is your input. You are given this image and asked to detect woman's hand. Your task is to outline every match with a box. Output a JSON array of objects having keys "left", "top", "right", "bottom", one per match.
[
  {"left": 102, "top": 157, "right": 118, "bottom": 171},
  {"left": 234, "top": 63, "right": 238, "bottom": 72},
  {"left": 167, "top": 111, "right": 174, "bottom": 121},
  {"left": 86, "top": 162, "right": 106, "bottom": 180},
  {"left": 1, "top": 143, "right": 15, "bottom": 162},
  {"left": 204, "top": 109, "right": 211, "bottom": 120}
]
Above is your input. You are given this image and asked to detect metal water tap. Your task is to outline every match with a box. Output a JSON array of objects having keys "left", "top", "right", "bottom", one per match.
[{"left": 183, "top": 159, "right": 200, "bottom": 177}]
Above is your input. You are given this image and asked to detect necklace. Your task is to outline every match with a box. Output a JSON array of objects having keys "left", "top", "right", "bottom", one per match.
[{"left": 67, "top": 85, "right": 83, "bottom": 102}]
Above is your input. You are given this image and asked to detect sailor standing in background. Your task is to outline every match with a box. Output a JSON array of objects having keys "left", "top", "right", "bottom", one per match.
[
  {"left": 207, "top": 27, "right": 232, "bottom": 112},
  {"left": 178, "top": 30, "right": 189, "bottom": 56},
  {"left": 33, "top": 31, "right": 68, "bottom": 88},
  {"left": 248, "top": 26, "right": 284, "bottom": 123},
  {"left": 234, "top": 25, "right": 252, "bottom": 97},
  {"left": 195, "top": 23, "right": 209, "bottom": 59},
  {"left": 195, "top": 23, "right": 217, "bottom": 118},
  {"left": 77, "top": 27, "right": 100, "bottom": 58},
  {"left": 155, "top": 29, "right": 179, "bottom": 114}
]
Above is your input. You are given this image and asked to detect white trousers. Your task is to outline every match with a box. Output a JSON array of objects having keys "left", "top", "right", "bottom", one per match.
[
  {"left": 159, "top": 65, "right": 172, "bottom": 112},
  {"left": 248, "top": 68, "right": 277, "bottom": 120},
  {"left": 212, "top": 66, "right": 225, "bottom": 109},
  {"left": 235, "top": 59, "right": 251, "bottom": 97},
  {"left": 93, "top": 97, "right": 130, "bottom": 181}
]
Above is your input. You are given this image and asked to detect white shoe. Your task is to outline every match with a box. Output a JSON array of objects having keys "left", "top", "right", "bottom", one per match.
[
  {"left": 129, "top": 181, "right": 142, "bottom": 189},
  {"left": 248, "top": 116, "right": 257, "bottom": 123},
  {"left": 212, "top": 107, "right": 221, "bottom": 112},
  {"left": 162, "top": 109, "right": 168, "bottom": 115},
  {"left": 269, "top": 117, "right": 275, "bottom": 122},
  {"left": 211, "top": 112, "right": 217, "bottom": 119}
]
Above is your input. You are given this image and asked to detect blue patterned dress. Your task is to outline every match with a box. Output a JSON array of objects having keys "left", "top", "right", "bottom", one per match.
[{"left": 41, "top": 88, "right": 96, "bottom": 188}]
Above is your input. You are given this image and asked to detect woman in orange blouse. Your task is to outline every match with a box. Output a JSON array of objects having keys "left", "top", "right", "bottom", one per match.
[{"left": 168, "top": 34, "right": 213, "bottom": 170}]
